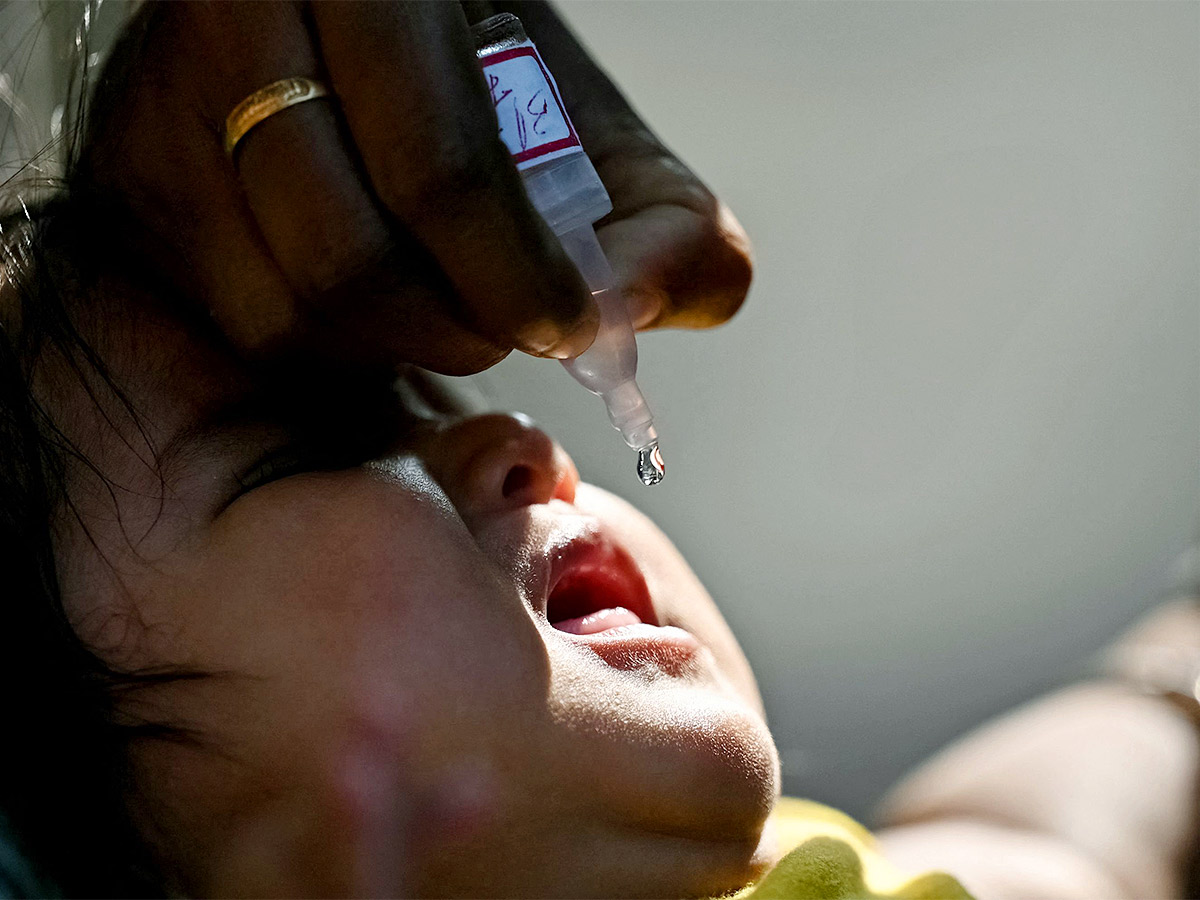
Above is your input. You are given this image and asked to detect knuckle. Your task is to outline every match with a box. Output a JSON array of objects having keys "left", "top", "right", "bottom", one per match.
[
  {"left": 296, "top": 229, "right": 393, "bottom": 300},
  {"left": 211, "top": 286, "right": 301, "bottom": 359}
]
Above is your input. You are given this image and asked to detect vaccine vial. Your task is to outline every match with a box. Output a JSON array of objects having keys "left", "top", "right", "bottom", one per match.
[{"left": 473, "top": 13, "right": 663, "bottom": 485}]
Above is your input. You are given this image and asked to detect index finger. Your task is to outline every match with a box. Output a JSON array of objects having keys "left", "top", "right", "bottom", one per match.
[{"left": 311, "top": 1, "right": 599, "bottom": 359}]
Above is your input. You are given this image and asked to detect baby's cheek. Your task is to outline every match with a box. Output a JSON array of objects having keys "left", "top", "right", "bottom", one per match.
[
  {"left": 231, "top": 473, "right": 546, "bottom": 712},
  {"left": 146, "top": 470, "right": 550, "bottom": 801}
]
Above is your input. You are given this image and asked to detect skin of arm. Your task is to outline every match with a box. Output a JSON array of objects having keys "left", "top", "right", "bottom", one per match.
[{"left": 874, "top": 605, "right": 1200, "bottom": 899}]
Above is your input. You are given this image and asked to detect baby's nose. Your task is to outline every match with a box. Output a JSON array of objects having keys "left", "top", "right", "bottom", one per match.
[{"left": 424, "top": 413, "right": 578, "bottom": 526}]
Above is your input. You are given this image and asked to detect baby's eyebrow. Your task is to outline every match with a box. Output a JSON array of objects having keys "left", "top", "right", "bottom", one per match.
[
  {"left": 154, "top": 393, "right": 285, "bottom": 481},
  {"left": 153, "top": 373, "right": 433, "bottom": 488}
]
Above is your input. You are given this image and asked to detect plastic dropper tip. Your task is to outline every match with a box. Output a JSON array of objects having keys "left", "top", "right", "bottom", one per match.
[{"left": 636, "top": 443, "right": 665, "bottom": 486}]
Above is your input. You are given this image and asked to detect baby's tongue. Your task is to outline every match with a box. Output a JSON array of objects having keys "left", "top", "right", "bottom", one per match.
[{"left": 551, "top": 606, "right": 642, "bottom": 635}]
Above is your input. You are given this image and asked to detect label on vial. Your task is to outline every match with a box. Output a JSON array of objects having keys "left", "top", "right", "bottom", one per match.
[{"left": 479, "top": 41, "right": 583, "bottom": 170}]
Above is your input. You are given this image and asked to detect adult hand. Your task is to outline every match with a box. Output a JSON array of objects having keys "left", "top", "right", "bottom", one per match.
[{"left": 77, "top": 1, "right": 751, "bottom": 375}]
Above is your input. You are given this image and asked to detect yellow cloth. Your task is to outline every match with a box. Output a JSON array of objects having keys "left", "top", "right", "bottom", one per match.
[{"left": 732, "top": 798, "right": 971, "bottom": 900}]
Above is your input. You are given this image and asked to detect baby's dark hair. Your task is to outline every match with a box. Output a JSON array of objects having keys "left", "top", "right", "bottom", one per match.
[
  {"left": 0, "top": 202, "right": 156, "bottom": 896},
  {"left": 0, "top": 4, "right": 194, "bottom": 893}
]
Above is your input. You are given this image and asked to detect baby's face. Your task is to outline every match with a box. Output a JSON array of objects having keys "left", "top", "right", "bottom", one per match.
[{"left": 54, "top": 303, "right": 778, "bottom": 897}]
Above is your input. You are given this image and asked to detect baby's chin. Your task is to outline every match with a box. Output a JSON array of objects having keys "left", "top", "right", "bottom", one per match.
[{"left": 545, "top": 635, "right": 780, "bottom": 856}]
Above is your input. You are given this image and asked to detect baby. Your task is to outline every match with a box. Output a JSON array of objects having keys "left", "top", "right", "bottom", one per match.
[{"left": 0, "top": 199, "right": 974, "bottom": 897}]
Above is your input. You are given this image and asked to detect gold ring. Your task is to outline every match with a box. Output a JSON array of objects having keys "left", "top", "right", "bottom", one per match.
[{"left": 224, "top": 77, "right": 332, "bottom": 158}]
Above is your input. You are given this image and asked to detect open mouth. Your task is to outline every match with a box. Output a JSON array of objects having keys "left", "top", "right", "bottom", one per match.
[
  {"left": 538, "top": 526, "right": 702, "bottom": 675},
  {"left": 546, "top": 538, "right": 657, "bottom": 635}
]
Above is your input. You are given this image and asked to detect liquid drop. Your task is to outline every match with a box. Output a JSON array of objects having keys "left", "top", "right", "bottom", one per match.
[{"left": 636, "top": 443, "right": 665, "bottom": 486}]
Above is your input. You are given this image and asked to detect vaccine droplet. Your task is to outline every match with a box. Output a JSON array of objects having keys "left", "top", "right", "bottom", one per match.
[{"left": 637, "top": 442, "right": 665, "bottom": 486}]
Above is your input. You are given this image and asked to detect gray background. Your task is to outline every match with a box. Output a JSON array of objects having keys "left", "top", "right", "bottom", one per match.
[{"left": 479, "top": 1, "right": 1200, "bottom": 819}]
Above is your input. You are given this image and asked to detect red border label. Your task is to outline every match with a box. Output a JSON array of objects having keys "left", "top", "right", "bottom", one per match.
[{"left": 480, "top": 46, "right": 581, "bottom": 163}]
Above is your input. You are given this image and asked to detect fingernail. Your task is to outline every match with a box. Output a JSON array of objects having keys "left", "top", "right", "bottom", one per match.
[
  {"left": 516, "top": 318, "right": 564, "bottom": 356},
  {"left": 518, "top": 316, "right": 596, "bottom": 360}
]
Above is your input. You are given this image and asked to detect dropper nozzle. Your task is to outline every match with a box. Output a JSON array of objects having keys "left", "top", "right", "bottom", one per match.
[
  {"left": 600, "top": 379, "right": 664, "bottom": 485},
  {"left": 556, "top": 225, "right": 664, "bottom": 486}
]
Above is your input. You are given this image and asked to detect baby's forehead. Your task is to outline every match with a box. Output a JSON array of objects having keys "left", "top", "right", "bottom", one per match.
[{"left": 59, "top": 305, "right": 250, "bottom": 462}]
